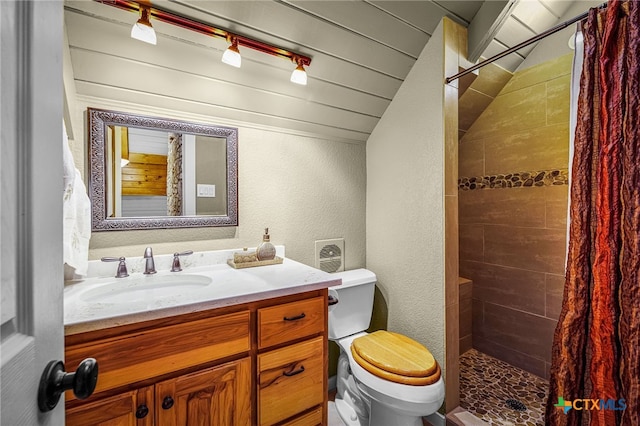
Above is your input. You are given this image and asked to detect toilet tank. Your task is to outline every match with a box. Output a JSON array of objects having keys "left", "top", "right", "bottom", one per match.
[{"left": 328, "top": 269, "right": 376, "bottom": 340}]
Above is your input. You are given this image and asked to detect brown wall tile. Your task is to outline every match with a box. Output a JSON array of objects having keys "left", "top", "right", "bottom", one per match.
[
  {"left": 471, "top": 63, "right": 513, "bottom": 98},
  {"left": 446, "top": 195, "right": 459, "bottom": 307},
  {"left": 546, "top": 74, "right": 571, "bottom": 125},
  {"left": 545, "top": 273, "right": 565, "bottom": 320},
  {"left": 459, "top": 138, "right": 484, "bottom": 177},
  {"left": 459, "top": 280, "right": 473, "bottom": 300},
  {"left": 483, "top": 123, "right": 569, "bottom": 174},
  {"left": 446, "top": 301, "right": 460, "bottom": 410},
  {"left": 500, "top": 53, "right": 572, "bottom": 95},
  {"left": 484, "top": 225, "right": 566, "bottom": 274},
  {"left": 459, "top": 224, "right": 483, "bottom": 263},
  {"left": 445, "top": 84, "right": 459, "bottom": 196},
  {"left": 462, "top": 260, "right": 546, "bottom": 316},
  {"left": 482, "top": 303, "right": 556, "bottom": 362},
  {"left": 472, "top": 298, "right": 484, "bottom": 337},
  {"left": 459, "top": 89, "right": 494, "bottom": 131},
  {"left": 464, "top": 84, "right": 547, "bottom": 141},
  {"left": 460, "top": 295, "right": 473, "bottom": 337},
  {"left": 459, "top": 335, "right": 473, "bottom": 355},
  {"left": 545, "top": 185, "right": 569, "bottom": 230},
  {"left": 459, "top": 188, "right": 546, "bottom": 228}
]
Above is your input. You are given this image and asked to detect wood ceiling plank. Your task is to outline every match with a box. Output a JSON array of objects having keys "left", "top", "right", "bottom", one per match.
[
  {"left": 71, "top": 49, "right": 379, "bottom": 134},
  {"left": 368, "top": 0, "right": 449, "bottom": 34},
  {"left": 166, "top": 0, "right": 416, "bottom": 79},
  {"left": 283, "top": 0, "right": 429, "bottom": 58}
]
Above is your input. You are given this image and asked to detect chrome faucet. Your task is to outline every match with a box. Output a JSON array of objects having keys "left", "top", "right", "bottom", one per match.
[{"left": 143, "top": 247, "right": 156, "bottom": 274}]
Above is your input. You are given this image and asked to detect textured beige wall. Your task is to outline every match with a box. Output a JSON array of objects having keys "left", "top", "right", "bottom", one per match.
[
  {"left": 459, "top": 53, "right": 572, "bottom": 379},
  {"left": 366, "top": 21, "right": 446, "bottom": 367},
  {"left": 70, "top": 97, "right": 366, "bottom": 269}
]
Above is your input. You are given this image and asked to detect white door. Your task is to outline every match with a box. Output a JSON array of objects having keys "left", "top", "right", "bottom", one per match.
[{"left": 1, "top": 1, "right": 65, "bottom": 424}]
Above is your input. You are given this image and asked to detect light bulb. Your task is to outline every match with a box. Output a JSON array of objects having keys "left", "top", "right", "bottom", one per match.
[
  {"left": 131, "top": 7, "right": 156, "bottom": 45},
  {"left": 222, "top": 39, "right": 241, "bottom": 68},
  {"left": 290, "top": 63, "right": 307, "bottom": 85}
]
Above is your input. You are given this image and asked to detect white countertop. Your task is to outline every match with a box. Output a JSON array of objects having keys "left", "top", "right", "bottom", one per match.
[{"left": 64, "top": 247, "right": 340, "bottom": 335}]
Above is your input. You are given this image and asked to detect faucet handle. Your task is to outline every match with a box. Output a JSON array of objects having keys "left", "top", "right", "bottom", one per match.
[
  {"left": 101, "top": 256, "right": 129, "bottom": 278},
  {"left": 171, "top": 250, "right": 194, "bottom": 272}
]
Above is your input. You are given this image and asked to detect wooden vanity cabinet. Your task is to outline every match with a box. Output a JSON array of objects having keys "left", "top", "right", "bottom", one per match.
[
  {"left": 66, "top": 386, "right": 154, "bottom": 426},
  {"left": 66, "top": 359, "right": 251, "bottom": 426},
  {"left": 65, "top": 289, "right": 328, "bottom": 426}
]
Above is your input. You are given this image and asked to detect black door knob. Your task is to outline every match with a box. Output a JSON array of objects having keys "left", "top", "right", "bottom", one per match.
[
  {"left": 135, "top": 404, "right": 149, "bottom": 419},
  {"left": 38, "top": 358, "right": 99, "bottom": 412},
  {"left": 162, "top": 396, "right": 174, "bottom": 409}
]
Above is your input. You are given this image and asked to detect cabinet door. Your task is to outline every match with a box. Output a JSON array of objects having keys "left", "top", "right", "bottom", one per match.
[
  {"left": 156, "top": 358, "right": 251, "bottom": 426},
  {"left": 258, "top": 336, "right": 324, "bottom": 425},
  {"left": 66, "top": 386, "right": 154, "bottom": 426}
]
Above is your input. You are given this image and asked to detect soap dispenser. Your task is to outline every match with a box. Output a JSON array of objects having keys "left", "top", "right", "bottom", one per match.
[{"left": 256, "top": 228, "right": 276, "bottom": 261}]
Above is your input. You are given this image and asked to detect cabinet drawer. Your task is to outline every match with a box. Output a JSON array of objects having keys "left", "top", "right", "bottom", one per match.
[
  {"left": 280, "top": 406, "right": 323, "bottom": 426},
  {"left": 65, "top": 310, "right": 250, "bottom": 399},
  {"left": 258, "top": 336, "right": 324, "bottom": 425},
  {"left": 258, "top": 296, "right": 325, "bottom": 349}
]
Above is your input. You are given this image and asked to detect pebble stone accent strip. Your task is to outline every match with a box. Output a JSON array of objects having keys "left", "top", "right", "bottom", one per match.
[
  {"left": 459, "top": 169, "right": 568, "bottom": 190},
  {"left": 459, "top": 349, "right": 548, "bottom": 426}
]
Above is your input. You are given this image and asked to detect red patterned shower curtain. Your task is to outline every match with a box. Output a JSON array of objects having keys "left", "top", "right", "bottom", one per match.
[{"left": 546, "top": 1, "right": 640, "bottom": 425}]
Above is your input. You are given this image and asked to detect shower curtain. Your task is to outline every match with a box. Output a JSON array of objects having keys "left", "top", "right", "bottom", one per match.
[{"left": 546, "top": 1, "right": 640, "bottom": 425}]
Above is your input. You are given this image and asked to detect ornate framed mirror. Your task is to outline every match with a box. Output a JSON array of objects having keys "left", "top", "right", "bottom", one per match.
[{"left": 88, "top": 108, "right": 238, "bottom": 231}]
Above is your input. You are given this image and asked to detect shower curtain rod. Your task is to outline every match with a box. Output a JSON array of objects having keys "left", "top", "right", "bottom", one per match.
[{"left": 445, "top": 2, "right": 607, "bottom": 84}]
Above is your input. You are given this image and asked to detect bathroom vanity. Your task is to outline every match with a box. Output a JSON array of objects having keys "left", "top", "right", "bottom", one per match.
[{"left": 64, "top": 249, "right": 339, "bottom": 425}]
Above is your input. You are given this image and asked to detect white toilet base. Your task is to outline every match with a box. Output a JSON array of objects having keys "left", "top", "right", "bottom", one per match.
[
  {"left": 369, "top": 400, "right": 423, "bottom": 426},
  {"left": 334, "top": 397, "right": 365, "bottom": 426}
]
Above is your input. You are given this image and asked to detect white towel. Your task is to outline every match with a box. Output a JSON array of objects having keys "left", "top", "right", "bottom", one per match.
[{"left": 63, "top": 122, "right": 91, "bottom": 279}]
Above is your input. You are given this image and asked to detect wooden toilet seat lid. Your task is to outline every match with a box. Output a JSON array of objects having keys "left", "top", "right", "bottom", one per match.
[{"left": 351, "top": 331, "right": 441, "bottom": 386}]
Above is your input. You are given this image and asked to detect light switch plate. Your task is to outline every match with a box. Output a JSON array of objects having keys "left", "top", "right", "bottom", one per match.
[{"left": 197, "top": 184, "right": 216, "bottom": 197}]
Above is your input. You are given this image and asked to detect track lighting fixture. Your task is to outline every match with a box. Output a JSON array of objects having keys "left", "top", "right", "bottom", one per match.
[
  {"left": 222, "top": 36, "right": 242, "bottom": 68},
  {"left": 130, "top": 5, "right": 156, "bottom": 45},
  {"left": 105, "top": 0, "right": 311, "bottom": 84},
  {"left": 290, "top": 57, "right": 308, "bottom": 86}
]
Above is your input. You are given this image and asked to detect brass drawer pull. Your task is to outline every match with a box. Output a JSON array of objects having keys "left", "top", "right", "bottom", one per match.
[
  {"left": 283, "top": 366, "right": 305, "bottom": 377},
  {"left": 283, "top": 313, "right": 306, "bottom": 321}
]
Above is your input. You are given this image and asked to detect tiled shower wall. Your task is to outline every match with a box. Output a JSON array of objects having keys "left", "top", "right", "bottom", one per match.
[{"left": 458, "top": 53, "right": 573, "bottom": 379}]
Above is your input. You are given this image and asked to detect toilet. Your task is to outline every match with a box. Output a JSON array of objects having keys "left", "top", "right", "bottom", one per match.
[{"left": 328, "top": 269, "right": 445, "bottom": 426}]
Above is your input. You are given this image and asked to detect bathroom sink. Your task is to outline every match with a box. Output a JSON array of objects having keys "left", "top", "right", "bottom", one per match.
[{"left": 80, "top": 274, "right": 213, "bottom": 304}]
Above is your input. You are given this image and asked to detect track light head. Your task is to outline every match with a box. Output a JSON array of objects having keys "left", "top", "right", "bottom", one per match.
[
  {"left": 131, "top": 6, "right": 156, "bottom": 45},
  {"left": 290, "top": 57, "right": 307, "bottom": 85},
  {"left": 222, "top": 36, "right": 242, "bottom": 68}
]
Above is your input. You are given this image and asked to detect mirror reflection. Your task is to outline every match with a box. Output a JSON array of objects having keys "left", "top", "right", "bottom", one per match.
[{"left": 88, "top": 108, "right": 238, "bottom": 231}]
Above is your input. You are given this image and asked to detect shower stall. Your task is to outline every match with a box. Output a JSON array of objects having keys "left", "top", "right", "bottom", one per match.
[{"left": 456, "top": 52, "right": 574, "bottom": 424}]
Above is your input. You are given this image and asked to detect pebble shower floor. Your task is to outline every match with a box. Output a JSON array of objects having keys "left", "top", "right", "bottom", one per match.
[{"left": 459, "top": 349, "right": 548, "bottom": 425}]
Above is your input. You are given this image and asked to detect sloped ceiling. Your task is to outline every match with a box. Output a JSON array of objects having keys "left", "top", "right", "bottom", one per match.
[{"left": 64, "top": 0, "right": 589, "bottom": 144}]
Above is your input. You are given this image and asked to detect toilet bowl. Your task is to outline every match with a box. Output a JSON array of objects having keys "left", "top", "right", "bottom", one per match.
[{"left": 329, "top": 269, "right": 445, "bottom": 426}]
